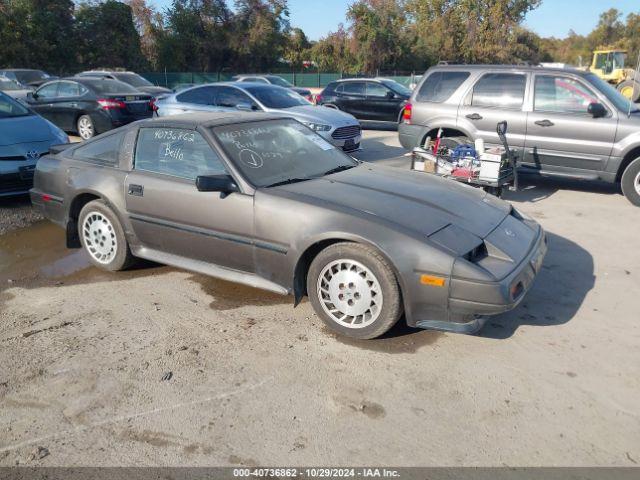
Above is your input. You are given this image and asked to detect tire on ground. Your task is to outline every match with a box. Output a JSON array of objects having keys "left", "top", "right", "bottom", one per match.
[
  {"left": 617, "top": 80, "right": 640, "bottom": 103},
  {"left": 621, "top": 157, "right": 640, "bottom": 207},
  {"left": 306, "top": 242, "right": 403, "bottom": 339},
  {"left": 77, "top": 114, "right": 95, "bottom": 140},
  {"left": 78, "top": 199, "right": 136, "bottom": 271}
]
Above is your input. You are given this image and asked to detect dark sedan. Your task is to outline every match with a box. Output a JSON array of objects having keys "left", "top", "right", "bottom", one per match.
[
  {"left": 317, "top": 78, "right": 411, "bottom": 123},
  {"left": 76, "top": 70, "right": 172, "bottom": 97},
  {"left": 31, "top": 112, "right": 546, "bottom": 340},
  {"left": 0, "top": 69, "right": 57, "bottom": 88},
  {"left": 26, "top": 77, "right": 155, "bottom": 140}
]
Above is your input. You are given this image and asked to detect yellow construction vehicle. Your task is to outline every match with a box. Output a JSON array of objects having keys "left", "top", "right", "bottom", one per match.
[{"left": 589, "top": 49, "right": 640, "bottom": 102}]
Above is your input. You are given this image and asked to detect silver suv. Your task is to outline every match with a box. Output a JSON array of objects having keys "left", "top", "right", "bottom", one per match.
[{"left": 399, "top": 65, "right": 640, "bottom": 206}]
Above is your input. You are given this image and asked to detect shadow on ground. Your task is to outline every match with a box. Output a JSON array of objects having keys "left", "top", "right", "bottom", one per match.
[
  {"left": 503, "top": 175, "right": 621, "bottom": 203},
  {"left": 480, "top": 231, "right": 595, "bottom": 339}
]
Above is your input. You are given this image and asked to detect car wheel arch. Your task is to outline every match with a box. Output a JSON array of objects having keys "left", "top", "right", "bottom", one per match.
[
  {"left": 292, "top": 235, "right": 407, "bottom": 311},
  {"left": 617, "top": 146, "right": 640, "bottom": 182},
  {"left": 422, "top": 127, "right": 470, "bottom": 146},
  {"left": 66, "top": 192, "right": 103, "bottom": 248}
]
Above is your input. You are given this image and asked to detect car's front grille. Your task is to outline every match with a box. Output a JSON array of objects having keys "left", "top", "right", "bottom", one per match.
[
  {"left": 0, "top": 173, "right": 32, "bottom": 193},
  {"left": 331, "top": 125, "right": 361, "bottom": 140}
]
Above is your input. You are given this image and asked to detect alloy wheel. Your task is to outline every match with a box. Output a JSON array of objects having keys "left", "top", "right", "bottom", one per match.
[
  {"left": 317, "top": 259, "right": 383, "bottom": 329},
  {"left": 78, "top": 117, "right": 94, "bottom": 140},
  {"left": 82, "top": 211, "right": 117, "bottom": 264}
]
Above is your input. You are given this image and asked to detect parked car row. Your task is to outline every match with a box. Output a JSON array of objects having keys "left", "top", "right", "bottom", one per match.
[
  {"left": 399, "top": 64, "right": 640, "bottom": 206},
  {"left": 156, "top": 82, "right": 362, "bottom": 152}
]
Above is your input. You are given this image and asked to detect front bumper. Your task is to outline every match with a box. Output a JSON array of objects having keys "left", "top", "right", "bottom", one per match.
[
  {"left": 411, "top": 226, "right": 547, "bottom": 334},
  {"left": 0, "top": 163, "right": 37, "bottom": 197},
  {"left": 320, "top": 130, "right": 362, "bottom": 152}
]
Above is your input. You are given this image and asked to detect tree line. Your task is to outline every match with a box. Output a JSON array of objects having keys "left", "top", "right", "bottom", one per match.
[{"left": 0, "top": 1, "right": 639, "bottom": 76}]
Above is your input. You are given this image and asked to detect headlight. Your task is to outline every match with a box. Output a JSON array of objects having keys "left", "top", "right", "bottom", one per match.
[{"left": 302, "top": 121, "right": 331, "bottom": 132}]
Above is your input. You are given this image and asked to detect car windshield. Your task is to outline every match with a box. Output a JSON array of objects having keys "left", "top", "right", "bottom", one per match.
[
  {"left": 267, "top": 76, "right": 293, "bottom": 88},
  {"left": 212, "top": 119, "right": 358, "bottom": 187},
  {"left": 0, "top": 92, "right": 31, "bottom": 118},
  {"left": 243, "top": 86, "right": 310, "bottom": 109},
  {"left": 381, "top": 79, "right": 411, "bottom": 96},
  {"left": 114, "top": 73, "right": 154, "bottom": 88},
  {"left": 0, "top": 78, "right": 21, "bottom": 91},
  {"left": 14, "top": 70, "right": 49, "bottom": 84},
  {"left": 586, "top": 73, "right": 639, "bottom": 113},
  {"left": 80, "top": 79, "right": 139, "bottom": 94}
]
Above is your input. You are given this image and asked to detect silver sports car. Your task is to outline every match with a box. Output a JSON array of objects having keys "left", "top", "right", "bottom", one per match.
[
  {"left": 31, "top": 112, "right": 546, "bottom": 340},
  {"left": 156, "top": 83, "right": 363, "bottom": 152}
]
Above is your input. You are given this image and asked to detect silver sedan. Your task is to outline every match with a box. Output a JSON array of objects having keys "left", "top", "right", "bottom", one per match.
[{"left": 156, "top": 83, "right": 363, "bottom": 152}]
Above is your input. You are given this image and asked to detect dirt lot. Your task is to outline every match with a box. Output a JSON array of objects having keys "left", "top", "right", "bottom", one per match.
[{"left": 0, "top": 129, "right": 639, "bottom": 467}]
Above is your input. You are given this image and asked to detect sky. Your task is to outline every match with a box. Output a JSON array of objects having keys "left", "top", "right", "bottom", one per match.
[{"left": 151, "top": 0, "right": 639, "bottom": 41}]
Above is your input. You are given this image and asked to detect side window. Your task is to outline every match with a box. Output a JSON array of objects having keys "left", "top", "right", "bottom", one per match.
[
  {"left": 215, "top": 86, "right": 254, "bottom": 108},
  {"left": 342, "top": 82, "right": 365, "bottom": 95},
  {"left": 36, "top": 82, "right": 59, "bottom": 99},
  {"left": 58, "top": 82, "right": 81, "bottom": 97},
  {"left": 177, "top": 87, "right": 214, "bottom": 105},
  {"left": 416, "top": 71, "right": 470, "bottom": 103},
  {"left": 534, "top": 75, "right": 600, "bottom": 114},
  {"left": 334, "top": 83, "right": 344, "bottom": 93},
  {"left": 366, "top": 82, "right": 389, "bottom": 97},
  {"left": 134, "top": 128, "right": 226, "bottom": 180},
  {"left": 471, "top": 73, "right": 526, "bottom": 109},
  {"left": 73, "top": 131, "right": 124, "bottom": 165}
]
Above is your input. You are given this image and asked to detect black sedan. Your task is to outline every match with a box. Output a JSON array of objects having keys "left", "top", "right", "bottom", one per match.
[
  {"left": 26, "top": 77, "right": 155, "bottom": 140},
  {"left": 317, "top": 78, "right": 411, "bottom": 123},
  {"left": 76, "top": 70, "right": 172, "bottom": 97}
]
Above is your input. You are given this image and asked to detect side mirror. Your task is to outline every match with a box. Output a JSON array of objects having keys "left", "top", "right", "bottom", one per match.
[
  {"left": 385, "top": 90, "right": 395, "bottom": 100},
  {"left": 26, "top": 92, "right": 36, "bottom": 101},
  {"left": 196, "top": 174, "right": 239, "bottom": 194},
  {"left": 236, "top": 103, "right": 253, "bottom": 111},
  {"left": 587, "top": 102, "right": 607, "bottom": 118}
]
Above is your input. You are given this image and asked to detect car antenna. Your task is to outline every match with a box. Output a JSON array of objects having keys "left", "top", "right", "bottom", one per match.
[{"left": 628, "top": 49, "right": 640, "bottom": 118}]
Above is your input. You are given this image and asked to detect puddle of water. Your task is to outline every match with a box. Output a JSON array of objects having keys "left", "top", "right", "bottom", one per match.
[
  {"left": 0, "top": 221, "right": 166, "bottom": 291},
  {"left": 0, "top": 221, "right": 90, "bottom": 283},
  {"left": 188, "top": 274, "right": 290, "bottom": 311}
]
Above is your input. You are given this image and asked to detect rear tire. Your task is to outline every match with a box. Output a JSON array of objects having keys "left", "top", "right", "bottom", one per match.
[
  {"left": 621, "top": 157, "right": 640, "bottom": 207},
  {"left": 77, "top": 114, "right": 95, "bottom": 140},
  {"left": 617, "top": 80, "right": 640, "bottom": 103},
  {"left": 307, "top": 242, "right": 403, "bottom": 339},
  {"left": 78, "top": 200, "right": 135, "bottom": 270}
]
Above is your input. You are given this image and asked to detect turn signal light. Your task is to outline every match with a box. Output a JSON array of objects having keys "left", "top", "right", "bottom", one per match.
[
  {"left": 402, "top": 103, "right": 412, "bottom": 124},
  {"left": 420, "top": 274, "right": 446, "bottom": 287}
]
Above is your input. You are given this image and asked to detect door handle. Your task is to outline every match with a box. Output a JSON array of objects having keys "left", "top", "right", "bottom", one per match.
[
  {"left": 534, "top": 119, "right": 554, "bottom": 127},
  {"left": 466, "top": 113, "right": 483, "bottom": 120},
  {"left": 128, "top": 184, "right": 144, "bottom": 196}
]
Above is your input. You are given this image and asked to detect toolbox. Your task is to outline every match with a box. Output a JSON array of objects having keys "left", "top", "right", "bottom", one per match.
[{"left": 411, "top": 121, "right": 519, "bottom": 198}]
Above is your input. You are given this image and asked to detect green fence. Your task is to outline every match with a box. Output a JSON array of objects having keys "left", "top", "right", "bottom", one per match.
[{"left": 141, "top": 72, "right": 415, "bottom": 89}]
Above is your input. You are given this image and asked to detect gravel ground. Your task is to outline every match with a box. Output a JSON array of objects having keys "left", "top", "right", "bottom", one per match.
[
  {"left": 0, "top": 196, "right": 43, "bottom": 235},
  {"left": 0, "top": 129, "right": 638, "bottom": 467}
]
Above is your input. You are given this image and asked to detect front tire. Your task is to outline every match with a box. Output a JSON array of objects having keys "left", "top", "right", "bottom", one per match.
[
  {"left": 77, "top": 114, "right": 95, "bottom": 140},
  {"left": 78, "top": 200, "right": 135, "bottom": 270},
  {"left": 307, "top": 243, "right": 403, "bottom": 339},
  {"left": 621, "top": 157, "right": 640, "bottom": 207}
]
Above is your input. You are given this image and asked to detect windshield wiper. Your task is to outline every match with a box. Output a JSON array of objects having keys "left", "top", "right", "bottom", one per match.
[
  {"left": 322, "top": 164, "right": 357, "bottom": 176},
  {"left": 265, "top": 177, "right": 311, "bottom": 188}
]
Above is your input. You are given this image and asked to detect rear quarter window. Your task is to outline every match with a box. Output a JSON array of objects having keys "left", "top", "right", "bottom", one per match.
[
  {"left": 72, "top": 131, "right": 125, "bottom": 166},
  {"left": 416, "top": 71, "right": 470, "bottom": 103}
]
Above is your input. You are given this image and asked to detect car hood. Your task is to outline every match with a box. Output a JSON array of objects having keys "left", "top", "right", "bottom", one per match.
[
  {"left": 2, "top": 89, "right": 31, "bottom": 99},
  {"left": 277, "top": 105, "right": 359, "bottom": 126},
  {"left": 0, "top": 114, "right": 54, "bottom": 146},
  {"left": 273, "top": 164, "right": 511, "bottom": 239}
]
